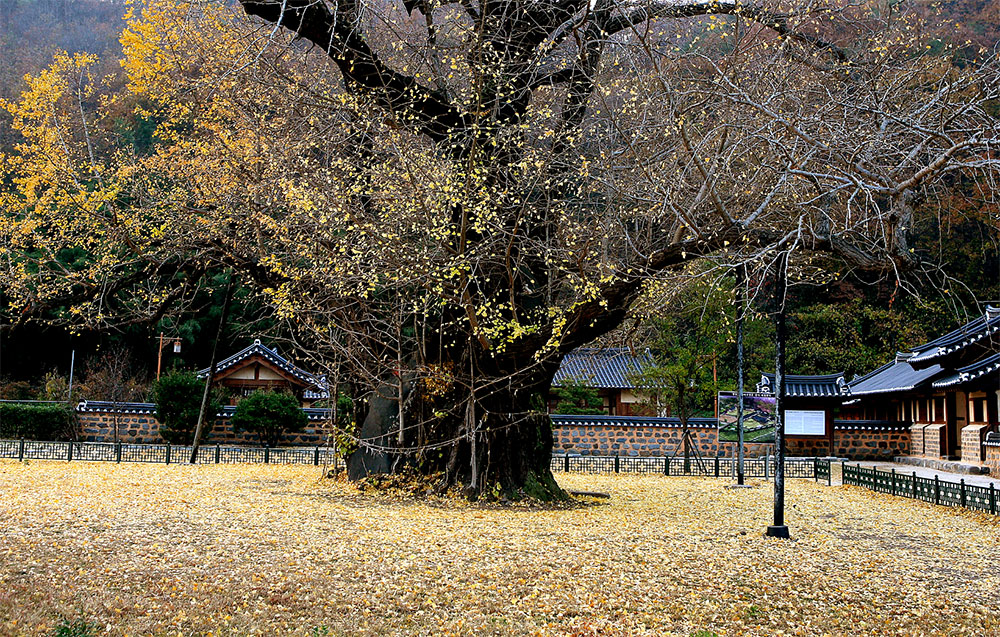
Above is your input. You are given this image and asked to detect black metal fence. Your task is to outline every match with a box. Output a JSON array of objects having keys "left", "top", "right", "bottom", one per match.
[
  {"left": 843, "top": 463, "right": 998, "bottom": 515},
  {"left": 3, "top": 438, "right": 833, "bottom": 483},
  {"left": 550, "top": 454, "right": 829, "bottom": 481},
  {"left": 0, "top": 439, "right": 344, "bottom": 470}
]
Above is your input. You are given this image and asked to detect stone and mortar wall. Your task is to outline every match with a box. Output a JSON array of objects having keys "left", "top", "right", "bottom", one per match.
[
  {"left": 785, "top": 437, "right": 832, "bottom": 457},
  {"left": 832, "top": 426, "right": 909, "bottom": 460},
  {"left": 76, "top": 411, "right": 331, "bottom": 446},
  {"left": 909, "top": 424, "right": 926, "bottom": 456},
  {"left": 960, "top": 424, "right": 989, "bottom": 465},
  {"left": 922, "top": 424, "right": 945, "bottom": 459},
  {"left": 983, "top": 441, "right": 1000, "bottom": 476},
  {"left": 78, "top": 408, "right": 913, "bottom": 459},
  {"left": 553, "top": 423, "right": 911, "bottom": 460},
  {"left": 550, "top": 424, "right": 778, "bottom": 458}
]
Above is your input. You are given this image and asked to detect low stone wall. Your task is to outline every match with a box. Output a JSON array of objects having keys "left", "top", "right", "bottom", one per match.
[
  {"left": 75, "top": 407, "right": 914, "bottom": 461},
  {"left": 833, "top": 423, "right": 910, "bottom": 460},
  {"left": 76, "top": 409, "right": 332, "bottom": 446},
  {"left": 552, "top": 419, "right": 914, "bottom": 460},
  {"left": 550, "top": 422, "right": 781, "bottom": 458},
  {"left": 786, "top": 437, "right": 832, "bottom": 457}
]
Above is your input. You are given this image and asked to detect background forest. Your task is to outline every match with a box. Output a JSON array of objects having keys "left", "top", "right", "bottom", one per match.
[{"left": 0, "top": 0, "right": 997, "bottom": 415}]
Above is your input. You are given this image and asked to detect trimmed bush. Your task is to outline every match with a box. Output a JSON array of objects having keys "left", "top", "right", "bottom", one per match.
[
  {"left": 0, "top": 403, "right": 76, "bottom": 440},
  {"left": 231, "top": 391, "right": 308, "bottom": 447},
  {"left": 151, "top": 371, "right": 217, "bottom": 444}
]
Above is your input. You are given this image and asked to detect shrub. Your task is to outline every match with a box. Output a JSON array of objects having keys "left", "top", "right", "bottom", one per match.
[
  {"left": 231, "top": 391, "right": 308, "bottom": 447},
  {"left": 550, "top": 379, "right": 605, "bottom": 415},
  {"left": 151, "top": 371, "right": 217, "bottom": 444},
  {"left": 51, "top": 618, "right": 98, "bottom": 637},
  {"left": 0, "top": 403, "right": 76, "bottom": 440}
]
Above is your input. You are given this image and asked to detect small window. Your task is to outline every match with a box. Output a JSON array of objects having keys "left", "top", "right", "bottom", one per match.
[{"left": 785, "top": 410, "right": 826, "bottom": 436}]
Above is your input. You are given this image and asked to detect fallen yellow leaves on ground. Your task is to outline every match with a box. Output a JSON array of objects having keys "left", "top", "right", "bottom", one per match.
[{"left": 1, "top": 461, "right": 997, "bottom": 636}]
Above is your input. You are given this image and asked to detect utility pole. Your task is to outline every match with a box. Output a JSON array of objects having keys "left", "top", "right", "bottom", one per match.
[{"left": 766, "top": 251, "right": 790, "bottom": 539}]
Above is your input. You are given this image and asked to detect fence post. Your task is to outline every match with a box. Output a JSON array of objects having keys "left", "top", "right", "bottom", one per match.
[
  {"left": 67, "top": 441, "right": 73, "bottom": 462},
  {"left": 315, "top": 446, "right": 321, "bottom": 466},
  {"left": 814, "top": 457, "right": 818, "bottom": 482},
  {"left": 265, "top": 447, "right": 270, "bottom": 464},
  {"left": 116, "top": 441, "right": 122, "bottom": 463},
  {"left": 565, "top": 454, "right": 570, "bottom": 473},
  {"left": 891, "top": 468, "right": 896, "bottom": 496},
  {"left": 912, "top": 472, "right": 917, "bottom": 499},
  {"left": 614, "top": 455, "right": 620, "bottom": 473},
  {"left": 18, "top": 438, "right": 24, "bottom": 462},
  {"left": 827, "top": 460, "right": 832, "bottom": 487},
  {"left": 934, "top": 475, "right": 940, "bottom": 505},
  {"left": 990, "top": 483, "right": 996, "bottom": 515},
  {"left": 166, "top": 442, "right": 171, "bottom": 465},
  {"left": 764, "top": 455, "right": 769, "bottom": 480},
  {"left": 664, "top": 456, "right": 670, "bottom": 476},
  {"left": 960, "top": 479, "right": 967, "bottom": 508},
  {"left": 215, "top": 444, "right": 221, "bottom": 464},
  {"left": 714, "top": 455, "right": 720, "bottom": 478}
]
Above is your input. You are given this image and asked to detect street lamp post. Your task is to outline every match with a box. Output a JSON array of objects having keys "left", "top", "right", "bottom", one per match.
[
  {"left": 766, "top": 251, "right": 790, "bottom": 539},
  {"left": 156, "top": 333, "right": 182, "bottom": 380}
]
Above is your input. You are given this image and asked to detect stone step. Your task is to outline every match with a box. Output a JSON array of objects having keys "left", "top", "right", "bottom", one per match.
[{"left": 893, "top": 455, "right": 990, "bottom": 475}]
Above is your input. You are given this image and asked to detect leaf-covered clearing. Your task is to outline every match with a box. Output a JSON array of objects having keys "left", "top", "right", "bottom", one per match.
[{"left": 1, "top": 461, "right": 997, "bottom": 636}]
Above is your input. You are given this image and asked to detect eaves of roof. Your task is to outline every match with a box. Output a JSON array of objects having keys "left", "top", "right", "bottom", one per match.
[{"left": 931, "top": 352, "right": 1000, "bottom": 388}]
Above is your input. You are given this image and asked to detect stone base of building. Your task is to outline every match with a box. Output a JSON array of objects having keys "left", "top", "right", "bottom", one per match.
[
  {"left": 984, "top": 441, "right": 1000, "bottom": 476},
  {"left": 892, "top": 455, "right": 991, "bottom": 475}
]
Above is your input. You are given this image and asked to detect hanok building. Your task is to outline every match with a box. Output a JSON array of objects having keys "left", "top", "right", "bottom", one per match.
[
  {"left": 842, "top": 306, "right": 1000, "bottom": 470},
  {"left": 196, "top": 339, "right": 328, "bottom": 407},
  {"left": 550, "top": 347, "right": 655, "bottom": 416}
]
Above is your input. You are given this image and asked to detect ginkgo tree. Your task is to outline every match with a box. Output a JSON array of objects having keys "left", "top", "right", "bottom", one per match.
[{"left": 1, "top": 0, "right": 997, "bottom": 498}]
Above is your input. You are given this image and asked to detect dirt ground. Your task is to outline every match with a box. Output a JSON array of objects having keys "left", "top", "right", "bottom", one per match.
[{"left": 1, "top": 460, "right": 997, "bottom": 636}]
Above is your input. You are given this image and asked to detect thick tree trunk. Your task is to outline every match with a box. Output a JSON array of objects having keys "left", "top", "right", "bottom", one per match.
[{"left": 348, "top": 354, "right": 566, "bottom": 500}]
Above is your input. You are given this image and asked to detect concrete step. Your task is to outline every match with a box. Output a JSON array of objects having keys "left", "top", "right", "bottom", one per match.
[{"left": 893, "top": 455, "right": 990, "bottom": 475}]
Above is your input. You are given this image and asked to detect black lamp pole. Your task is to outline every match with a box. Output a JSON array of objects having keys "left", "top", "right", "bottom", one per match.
[
  {"left": 766, "top": 251, "right": 790, "bottom": 539},
  {"left": 736, "top": 263, "right": 746, "bottom": 486}
]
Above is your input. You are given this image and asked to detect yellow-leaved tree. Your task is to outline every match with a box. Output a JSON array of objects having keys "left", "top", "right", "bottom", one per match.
[{"left": 2, "top": 0, "right": 998, "bottom": 497}]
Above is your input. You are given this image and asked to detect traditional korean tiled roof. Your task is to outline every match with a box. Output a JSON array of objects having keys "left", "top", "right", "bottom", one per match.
[
  {"left": 196, "top": 339, "right": 321, "bottom": 388},
  {"left": 77, "top": 400, "right": 334, "bottom": 421},
  {"left": 847, "top": 306, "right": 999, "bottom": 395},
  {"left": 550, "top": 414, "right": 718, "bottom": 428},
  {"left": 756, "top": 373, "right": 846, "bottom": 398},
  {"left": 846, "top": 360, "right": 944, "bottom": 396},
  {"left": 931, "top": 352, "right": 1000, "bottom": 388},
  {"left": 552, "top": 348, "right": 654, "bottom": 389},
  {"left": 906, "top": 306, "right": 1000, "bottom": 365}
]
